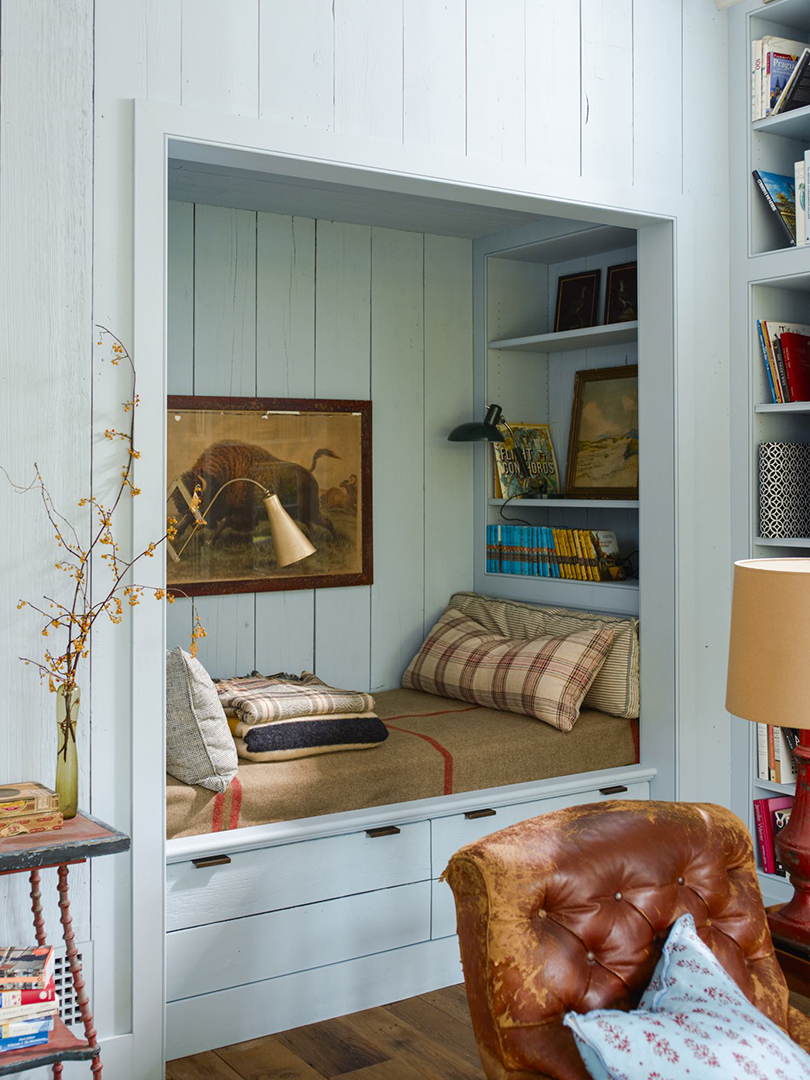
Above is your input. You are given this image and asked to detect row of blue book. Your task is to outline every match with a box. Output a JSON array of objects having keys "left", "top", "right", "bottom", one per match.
[{"left": 486, "top": 524, "right": 626, "bottom": 582}]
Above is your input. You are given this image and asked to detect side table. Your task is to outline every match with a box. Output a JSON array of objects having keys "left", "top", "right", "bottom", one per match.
[{"left": 0, "top": 812, "right": 130, "bottom": 1077}]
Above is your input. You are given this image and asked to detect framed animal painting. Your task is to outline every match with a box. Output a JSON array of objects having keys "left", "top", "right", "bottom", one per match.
[{"left": 166, "top": 397, "right": 373, "bottom": 595}]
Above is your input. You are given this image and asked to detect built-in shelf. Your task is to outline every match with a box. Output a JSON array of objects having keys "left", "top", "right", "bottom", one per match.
[
  {"left": 754, "top": 777, "right": 797, "bottom": 795},
  {"left": 756, "top": 536, "right": 810, "bottom": 548},
  {"left": 488, "top": 497, "right": 639, "bottom": 510},
  {"left": 755, "top": 402, "right": 810, "bottom": 413},
  {"left": 489, "top": 321, "right": 638, "bottom": 354},
  {"left": 481, "top": 571, "right": 639, "bottom": 616},
  {"left": 753, "top": 103, "right": 810, "bottom": 142}
]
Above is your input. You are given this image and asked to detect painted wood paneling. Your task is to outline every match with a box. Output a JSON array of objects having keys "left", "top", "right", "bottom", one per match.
[
  {"left": 0, "top": 0, "right": 93, "bottom": 945},
  {"left": 370, "top": 228, "right": 426, "bottom": 690},
  {"left": 167, "top": 201, "right": 194, "bottom": 395},
  {"left": 581, "top": 0, "right": 635, "bottom": 186},
  {"left": 424, "top": 236, "right": 475, "bottom": 631},
  {"left": 334, "top": 0, "right": 404, "bottom": 141},
  {"left": 259, "top": 0, "right": 335, "bottom": 130},
  {"left": 181, "top": 0, "right": 259, "bottom": 117},
  {"left": 465, "top": 0, "right": 526, "bottom": 165},
  {"left": 312, "top": 221, "right": 373, "bottom": 690},
  {"left": 525, "top": 1, "right": 582, "bottom": 176},
  {"left": 403, "top": 0, "right": 466, "bottom": 155},
  {"left": 633, "top": 0, "right": 683, "bottom": 190}
]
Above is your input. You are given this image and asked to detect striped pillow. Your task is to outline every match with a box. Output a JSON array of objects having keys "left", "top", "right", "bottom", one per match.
[
  {"left": 449, "top": 591, "right": 639, "bottom": 718},
  {"left": 403, "top": 609, "right": 614, "bottom": 732}
]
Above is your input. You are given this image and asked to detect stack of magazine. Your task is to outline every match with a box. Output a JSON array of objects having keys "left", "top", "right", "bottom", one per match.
[{"left": 0, "top": 947, "right": 58, "bottom": 1054}]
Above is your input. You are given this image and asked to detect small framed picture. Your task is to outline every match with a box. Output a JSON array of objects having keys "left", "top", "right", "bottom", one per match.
[
  {"left": 565, "top": 365, "right": 639, "bottom": 499},
  {"left": 604, "top": 261, "right": 638, "bottom": 324},
  {"left": 553, "top": 270, "right": 601, "bottom": 333}
]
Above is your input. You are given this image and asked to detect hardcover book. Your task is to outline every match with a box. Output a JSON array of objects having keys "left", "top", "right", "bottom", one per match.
[
  {"left": 0, "top": 979, "right": 56, "bottom": 1010},
  {"left": 753, "top": 170, "right": 797, "bottom": 245},
  {"left": 591, "top": 531, "right": 626, "bottom": 581},
  {"left": 774, "top": 47, "right": 810, "bottom": 113},
  {"left": 780, "top": 332, "right": 810, "bottom": 401},
  {"left": 492, "top": 423, "right": 560, "bottom": 499},
  {"left": 0, "top": 783, "right": 59, "bottom": 820},
  {"left": 0, "top": 948, "right": 54, "bottom": 991}
]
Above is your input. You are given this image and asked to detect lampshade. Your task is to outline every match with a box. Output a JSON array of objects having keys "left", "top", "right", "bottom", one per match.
[
  {"left": 263, "top": 494, "right": 316, "bottom": 568},
  {"left": 448, "top": 403, "right": 505, "bottom": 443},
  {"left": 726, "top": 558, "right": 810, "bottom": 729}
]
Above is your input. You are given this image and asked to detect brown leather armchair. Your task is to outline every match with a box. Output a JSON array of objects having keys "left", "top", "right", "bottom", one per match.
[{"left": 444, "top": 800, "right": 810, "bottom": 1080}]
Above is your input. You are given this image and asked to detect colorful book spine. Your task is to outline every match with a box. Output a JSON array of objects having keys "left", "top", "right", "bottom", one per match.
[
  {"left": 757, "top": 320, "right": 779, "bottom": 403},
  {"left": 753, "top": 798, "right": 776, "bottom": 873}
]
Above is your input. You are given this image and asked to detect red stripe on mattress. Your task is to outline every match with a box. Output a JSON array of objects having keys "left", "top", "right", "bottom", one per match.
[
  {"left": 384, "top": 705, "right": 479, "bottom": 723},
  {"left": 211, "top": 790, "right": 225, "bottom": 833},
  {"left": 384, "top": 722, "right": 456, "bottom": 796},
  {"left": 228, "top": 776, "right": 243, "bottom": 830},
  {"left": 630, "top": 718, "right": 640, "bottom": 764}
]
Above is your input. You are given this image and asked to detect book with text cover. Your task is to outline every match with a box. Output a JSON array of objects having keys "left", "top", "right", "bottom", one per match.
[
  {"left": 774, "top": 47, "right": 810, "bottom": 113},
  {"left": 753, "top": 171, "right": 797, "bottom": 245},
  {"left": 0, "top": 948, "right": 54, "bottom": 991},
  {"left": 773, "top": 802, "right": 794, "bottom": 876},
  {"left": 492, "top": 423, "right": 560, "bottom": 499},
  {"left": 780, "top": 331, "right": 810, "bottom": 400},
  {"left": 591, "top": 531, "right": 626, "bottom": 581}
]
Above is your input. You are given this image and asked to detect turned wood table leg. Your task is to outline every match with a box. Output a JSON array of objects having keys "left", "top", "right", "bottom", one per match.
[
  {"left": 57, "top": 864, "right": 101, "bottom": 1078},
  {"left": 29, "top": 868, "right": 48, "bottom": 947}
]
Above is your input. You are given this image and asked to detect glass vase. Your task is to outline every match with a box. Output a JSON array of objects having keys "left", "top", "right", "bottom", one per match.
[{"left": 55, "top": 684, "right": 79, "bottom": 820}]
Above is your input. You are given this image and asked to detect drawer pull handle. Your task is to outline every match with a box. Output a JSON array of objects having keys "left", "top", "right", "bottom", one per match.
[
  {"left": 366, "top": 826, "right": 401, "bottom": 838},
  {"left": 599, "top": 785, "right": 628, "bottom": 796},
  {"left": 464, "top": 808, "right": 497, "bottom": 820},
  {"left": 192, "top": 855, "right": 232, "bottom": 869}
]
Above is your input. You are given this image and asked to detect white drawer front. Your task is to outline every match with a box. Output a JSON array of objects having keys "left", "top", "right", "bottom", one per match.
[
  {"left": 431, "top": 781, "right": 650, "bottom": 876},
  {"left": 167, "top": 820, "right": 431, "bottom": 932},
  {"left": 432, "top": 877, "right": 458, "bottom": 940},
  {"left": 167, "top": 880, "right": 431, "bottom": 1001}
]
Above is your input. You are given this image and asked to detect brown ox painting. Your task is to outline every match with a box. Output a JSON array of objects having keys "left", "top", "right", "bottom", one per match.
[{"left": 166, "top": 397, "right": 372, "bottom": 595}]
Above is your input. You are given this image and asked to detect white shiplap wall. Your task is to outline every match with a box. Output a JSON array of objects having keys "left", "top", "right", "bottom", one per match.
[
  {"left": 0, "top": 0, "right": 731, "bottom": 1070},
  {"left": 165, "top": 204, "right": 474, "bottom": 690}
]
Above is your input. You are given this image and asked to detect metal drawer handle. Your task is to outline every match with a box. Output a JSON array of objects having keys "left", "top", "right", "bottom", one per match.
[
  {"left": 464, "top": 808, "right": 497, "bottom": 820},
  {"left": 599, "top": 785, "right": 628, "bottom": 796},
  {"left": 192, "top": 855, "right": 232, "bottom": 869},
  {"left": 366, "top": 826, "right": 402, "bottom": 838}
]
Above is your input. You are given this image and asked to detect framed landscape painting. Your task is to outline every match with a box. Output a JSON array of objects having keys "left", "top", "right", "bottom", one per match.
[
  {"left": 565, "top": 366, "right": 639, "bottom": 499},
  {"left": 166, "top": 396, "right": 373, "bottom": 596}
]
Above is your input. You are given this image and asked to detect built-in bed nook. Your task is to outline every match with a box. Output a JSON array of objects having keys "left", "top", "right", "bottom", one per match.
[{"left": 152, "top": 134, "right": 675, "bottom": 1061}]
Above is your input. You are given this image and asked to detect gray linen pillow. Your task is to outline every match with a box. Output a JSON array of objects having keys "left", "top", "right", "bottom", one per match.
[{"left": 166, "top": 647, "right": 238, "bottom": 792}]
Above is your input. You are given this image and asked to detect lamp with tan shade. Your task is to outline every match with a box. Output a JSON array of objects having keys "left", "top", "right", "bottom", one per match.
[{"left": 726, "top": 558, "right": 810, "bottom": 949}]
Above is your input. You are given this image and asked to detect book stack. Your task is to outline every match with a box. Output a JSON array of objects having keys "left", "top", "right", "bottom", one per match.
[
  {"left": 754, "top": 795, "right": 795, "bottom": 876},
  {"left": 0, "top": 783, "right": 62, "bottom": 839},
  {"left": 756, "top": 321, "right": 810, "bottom": 403},
  {"left": 0, "top": 947, "right": 58, "bottom": 1054},
  {"left": 486, "top": 525, "right": 626, "bottom": 582},
  {"left": 756, "top": 723, "right": 799, "bottom": 785},
  {"left": 752, "top": 36, "right": 810, "bottom": 120}
]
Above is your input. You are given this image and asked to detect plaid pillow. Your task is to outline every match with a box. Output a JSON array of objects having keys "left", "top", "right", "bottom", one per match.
[{"left": 402, "top": 608, "right": 614, "bottom": 731}]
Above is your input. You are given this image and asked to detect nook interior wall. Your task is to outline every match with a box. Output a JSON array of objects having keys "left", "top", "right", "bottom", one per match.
[{"left": 165, "top": 203, "right": 474, "bottom": 690}]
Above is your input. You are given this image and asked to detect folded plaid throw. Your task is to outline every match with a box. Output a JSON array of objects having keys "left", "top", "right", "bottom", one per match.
[{"left": 216, "top": 671, "right": 376, "bottom": 726}]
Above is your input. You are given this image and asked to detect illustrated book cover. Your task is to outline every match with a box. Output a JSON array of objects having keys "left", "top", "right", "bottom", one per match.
[
  {"left": 0, "top": 948, "right": 54, "bottom": 991},
  {"left": 753, "top": 170, "right": 797, "bottom": 245},
  {"left": 492, "top": 423, "right": 560, "bottom": 499}
]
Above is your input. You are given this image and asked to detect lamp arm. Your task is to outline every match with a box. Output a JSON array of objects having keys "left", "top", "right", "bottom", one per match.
[
  {"left": 175, "top": 477, "right": 273, "bottom": 559},
  {"left": 500, "top": 419, "right": 531, "bottom": 480}
]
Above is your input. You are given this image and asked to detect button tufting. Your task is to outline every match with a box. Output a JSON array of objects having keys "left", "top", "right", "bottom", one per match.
[
  {"left": 614, "top": 891, "right": 623, "bottom": 901},
  {"left": 677, "top": 876, "right": 685, "bottom": 886},
  {"left": 586, "top": 951, "right": 596, "bottom": 963}
]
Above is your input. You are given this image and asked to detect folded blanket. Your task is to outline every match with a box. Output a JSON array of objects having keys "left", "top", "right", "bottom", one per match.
[
  {"left": 231, "top": 708, "right": 378, "bottom": 740},
  {"left": 235, "top": 712, "right": 389, "bottom": 762},
  {"left": 216, "top": 671, "right": 376, "bottom": 726}
]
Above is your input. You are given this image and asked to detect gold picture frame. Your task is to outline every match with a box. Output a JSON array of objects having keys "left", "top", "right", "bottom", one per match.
[{"left": 565, "top": 366, "right": 639, "bottom": 499}]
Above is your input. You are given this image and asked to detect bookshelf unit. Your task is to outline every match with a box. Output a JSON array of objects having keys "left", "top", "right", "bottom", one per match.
[
  {"left": 730, "top": 0, "right": 810, "bottom": 906},
  {"left": 472, "top": 223, "right": 641, "bottom": 617}
]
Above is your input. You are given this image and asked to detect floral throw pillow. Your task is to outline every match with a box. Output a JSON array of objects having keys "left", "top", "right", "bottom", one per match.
[{"left": 564, "top": 913, "right": 810, "bottom": 1080}]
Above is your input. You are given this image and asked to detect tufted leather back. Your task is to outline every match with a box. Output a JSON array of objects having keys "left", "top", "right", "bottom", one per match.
[{"left": 444, "top": 801, "right": 789, "bottom": 1080}]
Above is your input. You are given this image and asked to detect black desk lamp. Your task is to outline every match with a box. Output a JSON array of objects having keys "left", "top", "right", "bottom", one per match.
[{"left": 448, "top": 403, "right": 530, "bottom": 479}]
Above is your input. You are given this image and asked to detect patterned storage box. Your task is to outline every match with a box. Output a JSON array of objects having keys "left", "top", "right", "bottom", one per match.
[{"left": 759, "top": 442, "right": 810, "bottom": 538}]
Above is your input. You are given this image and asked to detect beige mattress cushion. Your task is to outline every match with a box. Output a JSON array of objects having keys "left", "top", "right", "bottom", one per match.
[
  {"left": 449, "top": 591, "right": 640, "bottom": 718},
  {"left": 166, "top": 687, "right": 638, "bottom": 840}
]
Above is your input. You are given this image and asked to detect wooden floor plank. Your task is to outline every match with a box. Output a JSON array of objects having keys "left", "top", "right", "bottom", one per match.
[
  {"left": 333, "top": 1060, "right": 428, "bottom": 1080},
  {"left": 418, "top": 984, "right": 473, "bottom": 1028},
  {"left": 167, "top": 1051, "right": 245, "bottom": 1080},
  {"left": 276, "top": 1015, "right": 390, "bottom": 1078},
  {"left": 215, "top": 1034, "right": 327, "bottom": 1079},
  {"left": 340, "top": 1005, "right": 485, "bottom": 1080},
  {"left": 385, "top": 996, "right": 482, "bottom": 1067}
]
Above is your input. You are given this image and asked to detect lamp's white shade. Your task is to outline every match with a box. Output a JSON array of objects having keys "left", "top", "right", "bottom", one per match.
[
  {"left": 726, "top": 558, "right": 810, "bottom": 729},
  {"left": 262, "top": 494, "right": 316, "bottom": 568}
]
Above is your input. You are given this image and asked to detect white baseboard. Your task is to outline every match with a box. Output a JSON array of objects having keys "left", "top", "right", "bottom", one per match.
[{"left": 166, "top": 935, "right": 463, "bottom": 1061}]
